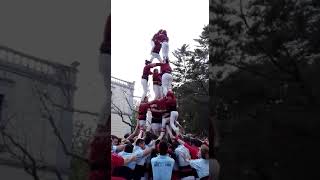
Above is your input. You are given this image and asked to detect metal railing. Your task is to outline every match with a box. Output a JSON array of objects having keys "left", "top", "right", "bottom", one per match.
[
  {"left": 111, "top": 76, "right": 135, "bottom": 90},
  {"left": 0, "top": 45, "right": 77, "bottom": 88}
]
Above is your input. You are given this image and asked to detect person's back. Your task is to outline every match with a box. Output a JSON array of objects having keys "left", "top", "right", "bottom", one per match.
[
  {"left": 151, "top": 141, "right": 175, "bottom": 180},
  {"left": 189, "top": 145, "right": 210, "bottom": 179},
  {"left": 151, "top": 154, "right": 175, "bottom": 180}
]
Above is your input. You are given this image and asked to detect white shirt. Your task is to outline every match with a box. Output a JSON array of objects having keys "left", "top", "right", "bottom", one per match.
[
  {"left": 151, "top": 155, "right": 175, "bottom": 180},
  {"left": 111, "top": 145, "right": 117, "bottom": 153},
  {"left": 175, "top": 145, "right": 191, "bottom": 167},
  {"left": 133, "top": 146, "right": 147, "bottom": 165},
  {"left": 118, "top": 151, "right": 136, "bottom": 170},
  {"left": 189, "top": 158, "right": 209, "bottom": 179},
  {"left": 145, "top": 142, "right": 154, "bottom": 164}
]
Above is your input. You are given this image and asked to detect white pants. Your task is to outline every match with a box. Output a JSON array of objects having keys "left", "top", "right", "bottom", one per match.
[
  {"left": 161, "top": 73, "right": 173, "bottom": 96},
  {"left": 139, "top": 120, "right": 146, "bottom": 130},
  {"left": 151, "top": 123, "right": 161, "bottom": 136},
  {"left": 150, "top": 52, "right": 162, "bottom": 63},
  {"left": 146, "top": 110, "right": 152, "bottom": 132},
  {"left": 181, "top": 176, "right": 195, "bottom": 180},
  {"left": 161, "top": 117, "right": 170, "bottom": 129},
  {"left": 170, "top": 111, "right": 179, "bottom": 132},
  {"left": 141, "top": 79, "right": 148, "bottom": 100},
  {"left": 153, "top": 84, "right": 162, "bottom": 99},
  {"left": 98, "top": 53, "right": 111, "bottom": 125},
  {"left": 161, "top": 41, "right": 169, "bottom": 59}
]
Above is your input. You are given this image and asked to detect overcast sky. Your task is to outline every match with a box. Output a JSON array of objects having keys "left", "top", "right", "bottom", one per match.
[
  {"left": 0, "top": 0, "right": 109, "bottom": 112},
  {"left": 111, "top": 0, "right": 209, "bottom": 99}
]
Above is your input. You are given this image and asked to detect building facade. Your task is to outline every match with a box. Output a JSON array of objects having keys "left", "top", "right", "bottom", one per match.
[
  {"left": 111, "top": 76, "right": 135, "bottom": 138},
  {"left": 0, "top": 45, "right": 77, "bottom": 179}
]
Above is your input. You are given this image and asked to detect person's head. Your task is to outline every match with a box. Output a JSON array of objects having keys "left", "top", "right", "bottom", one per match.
[
  {"left": 136, "top": 138, "right": 145, "bottom": 149},
  {"left": 145, "top": 60, "right": 151, "bottom": 65},
  {"left": 170, "top": 139, "right": 180, "bottom": 150},
  {"left": 193, "top": 138, "right": 203, "bottom": 147},
  {"left": 124, "top": 143, "right": 134, "bottom": 153},
  {"left": 142, "top": 96, "right": 148, "bottom": 103},
  {"left": 153, "top": 68, "right": 159, "bottom": 74},
  {"left": 199, "top": 144, "right": 209, "bottom": 159},
  {"left": 159, "top": 140, "right": 168, "bottom": 155},
  {"left": 111, "top": 135, "right": 119, "bottom": 146}
]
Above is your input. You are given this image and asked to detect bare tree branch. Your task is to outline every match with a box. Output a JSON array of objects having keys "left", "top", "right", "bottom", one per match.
[
  {"left": 33, "top": 84, "right": 89, "bottom": 164},
  {"left": 111, "top": 101, "right": 134, "bottom": 128},
  {"left": 1, "top": 131, "right": 40, "bottom": 180}
]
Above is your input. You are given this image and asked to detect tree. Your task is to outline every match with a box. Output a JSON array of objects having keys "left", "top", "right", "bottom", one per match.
[
  {"left": 171, "top": 26, "right": 210, "bottom": 135},
  {"left": 0, "top": 82, "right": 97, "bottom": 180},
  {"left": 209, "top": 0, "right": 320, "bottom": 179}
]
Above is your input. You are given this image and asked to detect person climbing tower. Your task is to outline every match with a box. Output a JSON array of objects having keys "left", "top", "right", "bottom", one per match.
[
  {"left": 149, "top": 30, "right": 164, "bottom": 63},
  {"left": 152, "top": 68, "right": 162, "bottom": 100},
  {"left": 141, "top": 60, "right": 158, "bottom": 100},
  {"left": 158, "top": 30, "right": 169, "bottom": 61},
  {"left": 155, "top": 58, "right": 173, "bottom": 97}
]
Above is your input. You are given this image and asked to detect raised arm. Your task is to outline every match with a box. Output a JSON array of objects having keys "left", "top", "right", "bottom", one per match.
[
  {"left": 126, "top": 123, "right": 139, "bottom": 140},
  {"left": 123, "top": 154, "right": 137, "bottom": 165}
]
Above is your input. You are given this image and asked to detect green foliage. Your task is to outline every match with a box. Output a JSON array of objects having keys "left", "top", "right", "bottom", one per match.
[
  {"left": 209, "top": 0, "right": 320, "bottom": 179},
  {"left": 172, "top": 26, "right": 209, "bottom": 136}
]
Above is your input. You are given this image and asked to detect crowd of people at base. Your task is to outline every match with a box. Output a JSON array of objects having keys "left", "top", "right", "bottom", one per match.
[
  {"left": 111, "top": 129, "right": 212, "bottom": 180},
  {"left": 109, "top": 29, "right": 218, "bottom": 180}
]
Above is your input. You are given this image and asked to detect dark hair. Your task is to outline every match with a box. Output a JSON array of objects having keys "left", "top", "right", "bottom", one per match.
[
  {"left": 124, "top": 143, "right": 134, "bottom": 153},
  {"left": 159, "top": 141, "right": 168, "bottom": 155},
  {"left": 145, "top": 60, "right": 151, "bottom": 65},
  {"left": 111, "top": 135, "right": 118, "bottom": 140},
  {"left": 191, "top": 138, "right": 203, "bottom": 147},
  {"left": 136, "top": 138, "right": 145, "bottom": 146},
  {"left": 171, "top": 139, "right": 180, "bottom": 151}
]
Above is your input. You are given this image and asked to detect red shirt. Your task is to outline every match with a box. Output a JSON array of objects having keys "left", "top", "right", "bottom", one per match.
[
  {"left": 165, "top": 98, "right": 177, "bottom": 112},
  {"left": 152, "top": 32, "right": 161, "bottom": 42},
  {"left": 142, "top": 64, "right": 156, "bottom": 79},
  {"left": 89, "top": 170, "right": 106, "bottom": 180},
  {"left": 111, "top": 152, "right": 124, "bottom": 167},
  {"left": 183, "top": 143, "right": 199, "bottom": 159},
  {"left": 149, "top": 99, "right": 166, "bottom": 119},
  {"left": 152, "top": 40, "right": 162, "bottom": 54},
  {"left": 155, "top": 98, "right": 168, "bottom": 110},
  {"left": 111, "top": 177, "right": 126, "bottom": 180},
  {"left": 138, "top": 103, "right": 149, "bottom": 120},
  {"left": 89, "top": 136, "right": 108, "bottom": 166},
  {"left": 153, "top": 72, "right": 162, "bottom": 85},
  {"left": 156, "top": 63, "right": 172, "bottom": 75},
  {"left": 158, "top": 33, "right": 169, "bottom": 43}
]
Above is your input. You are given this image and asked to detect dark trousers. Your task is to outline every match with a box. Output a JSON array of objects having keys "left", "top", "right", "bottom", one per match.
[{"left": 134, "top": 164, "right": 145, "bottom": 180}]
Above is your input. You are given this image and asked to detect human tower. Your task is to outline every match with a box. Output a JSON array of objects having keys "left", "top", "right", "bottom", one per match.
[{"left": 136, "top": 29, "right": 181, "bottom": 141}]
